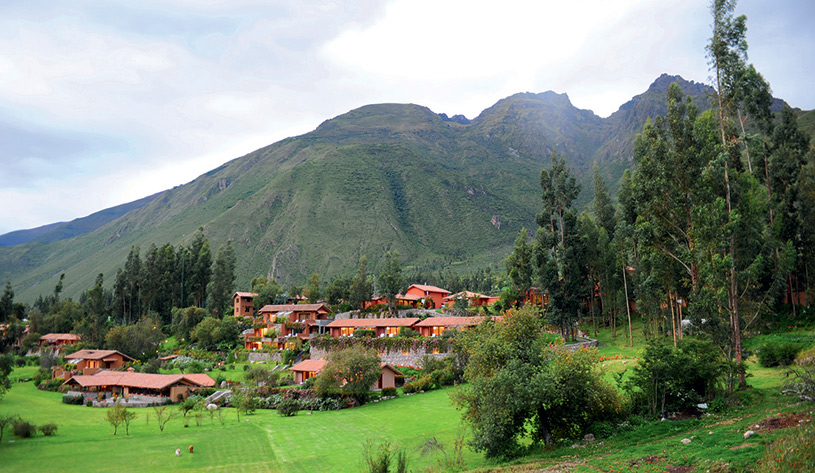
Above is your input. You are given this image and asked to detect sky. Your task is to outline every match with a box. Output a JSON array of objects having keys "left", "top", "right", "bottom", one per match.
[{"left": 0, "top": 0, "right": 813, "bottom": 235}]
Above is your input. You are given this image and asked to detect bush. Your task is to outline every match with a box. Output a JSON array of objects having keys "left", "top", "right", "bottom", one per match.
[
  {"left": 759, "top": 342, "right": 804, "bottom": 367},
  {"left": 62, "top": 394, "right": 84, "bottom": 405},
  {"left": 39, "top": 378, "right": 64, "bottom": 393},
  {"left": 39, "top": 423, "right": 58, "bottom": 436},
  {"left": 86, "top": 398, "right": 93, "bottom": 407},
  {"left": 281, "top": 350, "right": 298, "bottom": 366},
  {"left": 13, "top": 420, "right": 37, "bottom": 438},
  {"left": 381, "top": 387, "right": 397, "bottom": 397},
  {"left": 353, "top": 328, "right": 376, "bottom": 338},
  {"left": 588, "top": 420, "right": 614, "bottom": 439},
  {"left": 430, "top": 368, "right": 456, "bottom": 388},
  {"left": 277, "top": 398, "right": 300, "bottom": 417},
  {"left": 402, "top": 375, "right": 433, "bottom": 394}
]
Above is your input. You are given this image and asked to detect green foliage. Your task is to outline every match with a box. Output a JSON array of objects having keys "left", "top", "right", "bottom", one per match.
[
  {"left": 314, "top": 347, "right": 381, "bottom": 402},
  {"left": 191, "top": 316, "right": 240, "bottom": 350},
  {"left": 281, "top": 349, "right": 298, "bottom": 366},
  {"left": 453, "top": 306, "right": 621, "bottom": 459},
  {"left": 401, "top": 375, "right": 433, "bottom": 394},
  {"left": 38, "top": 423, "right": 58, "bottom": 436},
  {"left": 208, "top": 241, "right": 236, "bottom": 317},
  {"left": 758, "top": 342, "right": 804, "bottom": 367},
  {"left": 105, "top": 316, "right": 165, "bottom": 361},
  {"left": 381, "top": 387, "right": 397, "bottom": 397},
  {"left": 0, "top": 353, "right": 12, "bottom": 399},
  {"left": 310, "top": 334, "right": 451, "bottom": 354},
  {"left": 627, "top": 338, "right": 729, "bottom": 416},
  {"left": 276, "top": 398, "right": 300, "bottom": 417},
  {"left": 353, "top": 328, "right": 375, "bottom": 338},
  {"left": 12, "top": 419, "right": 37, "bottom": 438},
  {"left": 361, "top": 439, "right": 408, "bottom": 473},
  {"left": 378, "top": 251, "right": 403, "bottom": 315},
  {"left": 62, "top": 394, "right": 84, "bottom": 405}
]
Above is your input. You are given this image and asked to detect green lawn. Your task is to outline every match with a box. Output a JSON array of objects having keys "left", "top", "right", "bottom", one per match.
[
  {"left": 0, "top": 376, "right": 483, "bottom": 473},
  {"left": 3, "top": 324, "right": 813, "bottom": 473}
]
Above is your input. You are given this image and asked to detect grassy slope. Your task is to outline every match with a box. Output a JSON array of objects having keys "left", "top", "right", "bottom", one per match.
[
  {"left": 0, "top": 381, "right": 483, "bottom": 473},
  {"left": 2, "top": 325, "right": 813, "bottom": 472}
]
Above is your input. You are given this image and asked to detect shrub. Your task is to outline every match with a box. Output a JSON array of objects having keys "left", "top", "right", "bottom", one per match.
[
  {"left": 39, "top": 378, "right": 64, "bottom": 393},
  {"left": 281, "top": 350, "right": 298, "bottom": 366},
  {"left": 430, "top": 368, "right": 456, "bottom": 388},
  {"left": 86, "top": 398, "right": 93, "bottom": 407},
  {"left": 402, "top": 375, "right": 433, "bottom": 394},
  {"left": 13, "top": 420, "right": 37, "bottom": 438},
  {"left": 588, "top": 420, "right": 614, "bottom": 439},
  {"left": 62, "top": 394, "right": 84, "bottom": 405},
  {"left": 277, "top": 398, "right": 300, "bottom": 417},
  {"left": 759, "top": 342, "right": 804, "bottom": 367},
  {"left": 381, "top": 387, "right": 397, "bottom": 397},
  {"left": 39, "top": 423, "right": 58, "bottom": 436}
]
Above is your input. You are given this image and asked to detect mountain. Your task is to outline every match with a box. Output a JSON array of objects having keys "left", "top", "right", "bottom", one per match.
[
  {"left": 0, "top": 194, "right": 158, "bottom": 247},
  {"left": 0, "top": 75, "right": 802, "bottom": 303}
]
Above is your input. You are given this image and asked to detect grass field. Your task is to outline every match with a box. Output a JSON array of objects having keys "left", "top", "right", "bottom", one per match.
[
  {"left": 0, "top": 378, "right": 485, "bottom": 473},
  {"left": 2, "top": 322, "right": 814, "bottom": 473}
]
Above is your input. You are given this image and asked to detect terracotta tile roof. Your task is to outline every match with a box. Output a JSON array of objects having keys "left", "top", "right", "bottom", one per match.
[
  {"left": 408, "top": 284, "right": 451, "bottom": 294},
  {"left": 290, "top": 359, "right": 329, "bottom": 373},
  {"left": 64, "top": 371, "right": 214, "bottom": 390},
  {"left": 182, "top": 373, "right": 217, "bottom": 387},
  {"left": 65, "top": 349, "right": 135, "bottom": 361},
  {"left": 414, "top": 316, "right": 496, "bottom": 327},
  {"left": 443, "top": 291, "right": 490, "bottom": 301},
  {"left": 234, "top": 292, "right": 258, "bottom": 298},
  {"left": 326, "top": 318, "right": 420, "bottom": 328},
  {"left": 40, "top": 333, "right": 81, "bottom": 341},
  {"left": 258, "top": 303, "right": 329, "bottom": 313},
  {"left": 381, "top": 363, "right": 403, "bottom": 375}
]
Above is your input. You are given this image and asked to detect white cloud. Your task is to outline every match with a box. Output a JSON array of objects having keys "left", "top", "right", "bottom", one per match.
[{"left": 0, "top": 0, "right": 812, "bottom": 235}]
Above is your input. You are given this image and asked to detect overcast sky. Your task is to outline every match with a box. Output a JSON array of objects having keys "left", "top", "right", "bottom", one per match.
[{"left": 1, "top": 0, "right": 813, "bottom": 235}]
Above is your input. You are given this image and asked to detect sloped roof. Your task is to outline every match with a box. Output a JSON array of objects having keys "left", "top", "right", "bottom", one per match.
[
  {"left": 65, "top": 349, "right": 135, "bottom": 362},
  {"left": 259, "top": 303, "right": 329, "bottom": 313},
  {"left": 40, "top": 333, "right": 81, "bottom": 341},
  {"left": 381, "top": 363, "right": 403, "bottom": 375},
  {"left": 414, "top": 316, "right": 497, "bottom": 327},
  {"left": 326, "top": 318, "right": 420, "bottom": 328},
  {"left": 290, "top": 359, "right": 329, "bottom": 373},
  {"left": 63, "top": 371, "right": 214, "bottom": 390},
  {"left": 408, "top": 284, "right": 451, "bottom": 294},
  {"left": 234, "top": 292, "right": 258, "bottom": 298}
]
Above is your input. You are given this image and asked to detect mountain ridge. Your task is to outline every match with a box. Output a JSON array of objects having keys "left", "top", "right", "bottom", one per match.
[{"left": 0, "top": 74, "right": 808, "bottom": 303}]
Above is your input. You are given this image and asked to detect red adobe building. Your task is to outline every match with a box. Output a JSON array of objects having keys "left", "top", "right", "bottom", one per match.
[
  {"left": 404, "top": 284, "right": 451, "bottom": 309},
  {"left": 233, "top": 292, "right": 258, "bottom": 318}
]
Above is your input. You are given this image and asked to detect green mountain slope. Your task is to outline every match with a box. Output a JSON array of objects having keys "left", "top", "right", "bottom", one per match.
[{"left": 0, "top": 75, "right": 807, "bottom": 302}]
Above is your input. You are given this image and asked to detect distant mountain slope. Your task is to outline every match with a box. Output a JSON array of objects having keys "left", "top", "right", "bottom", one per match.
[
  {"left": 0, "top": 194, "right": 158, "bottom": 247},
  {"left": 0, "top": 75, "right": 807, "bottom": 303}
]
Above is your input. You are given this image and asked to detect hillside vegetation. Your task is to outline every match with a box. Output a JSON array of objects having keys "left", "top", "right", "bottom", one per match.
[{"left": 0, "top": 74, "right": 804, "bottom": 302}]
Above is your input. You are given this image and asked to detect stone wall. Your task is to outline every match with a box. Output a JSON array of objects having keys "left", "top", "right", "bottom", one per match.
[
  {"left": 563, "top": 338, "right": 598, "bottom": 351},
  {"left": 247, "top": 352, "right": 282, "bottom": 363},
  {"left": 310, "top": 346, "right": 448, "bottom": 368}
]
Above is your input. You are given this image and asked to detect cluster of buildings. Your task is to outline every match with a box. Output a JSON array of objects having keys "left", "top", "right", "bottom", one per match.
[{"left": 235, "top": 284, "right": 501, "bottom": 351}]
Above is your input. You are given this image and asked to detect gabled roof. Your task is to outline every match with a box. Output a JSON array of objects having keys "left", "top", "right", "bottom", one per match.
[
  {"left": 63, "top": 371, "right": 214, "bottom": 390},
  {"left": 326, "top": 318, "right": 420, "bottom": 328},
  {"left": 258, "top": 303, "right": 329, "bottom": 313},
  {"left": 65, "top": 349, "right": 135, "bottom": 362},
  {"left": 381, "top": 363, "right": 403, "bottom": 375},
  {"left": 290, "top": 359, "right": 329, "bottom": 373},
  {"left": 414, "top": 316, "right": 498, "bottom": 327},
  {"left": 407, "top": 284, "right": 451, "bottom": 294},
  {"left": 40, "top": 333, "right": 81, "bottom": 341},
  {"left": 234, "top": 292, "right": 258, "bottom": 298}
]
